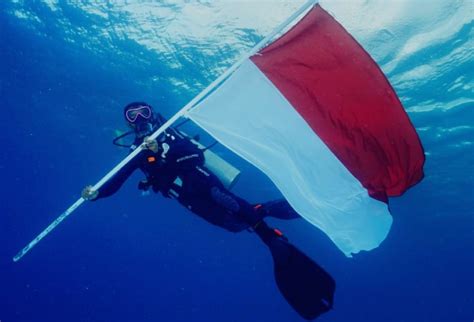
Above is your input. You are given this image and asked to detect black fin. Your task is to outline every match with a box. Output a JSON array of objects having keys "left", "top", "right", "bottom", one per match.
[{"left": 255, "top": 222, "right": 335, "bottom": 320}]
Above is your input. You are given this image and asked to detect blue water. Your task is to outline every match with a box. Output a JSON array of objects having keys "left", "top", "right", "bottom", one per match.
[{"left": 1, "top": 1, "right": 473, "bottom": 321}]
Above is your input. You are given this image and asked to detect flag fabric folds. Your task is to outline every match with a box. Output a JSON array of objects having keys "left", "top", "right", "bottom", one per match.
[{"left": 188, "top": 4, "right": 424, "bottom": 256}]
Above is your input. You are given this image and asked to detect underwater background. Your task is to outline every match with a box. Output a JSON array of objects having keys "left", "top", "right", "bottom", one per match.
[{"left": 1, "top": 1, "right": 472, "bottom": 321}]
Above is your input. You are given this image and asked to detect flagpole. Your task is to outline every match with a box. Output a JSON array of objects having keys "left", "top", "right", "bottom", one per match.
[{"left": 12, "top": 0, "right": 318, "bottom": 262}]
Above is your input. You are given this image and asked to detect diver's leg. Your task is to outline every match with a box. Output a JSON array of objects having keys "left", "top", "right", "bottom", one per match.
[
  {"left": 180, "top": 167, "right": 256, "bottom": 232},
  {"left": 210, "top": 186, "right": 240, "bottom": 213},
  {"left": 254, "top": 199, "right": 300, "bottom": 220},
  {"left": 209, "top": 186, "right": 266, "bottom": 226},
  {"left": 209, "top": 185, "right": 299, "bottom": 225},
  {"left": 193, "top": 166, "right": 281, "bottom": 228}
]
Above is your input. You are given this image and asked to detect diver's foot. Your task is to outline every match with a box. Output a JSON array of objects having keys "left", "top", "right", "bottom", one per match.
[{"left": 253, "top": 220, "right": 288, "bottom": 243}]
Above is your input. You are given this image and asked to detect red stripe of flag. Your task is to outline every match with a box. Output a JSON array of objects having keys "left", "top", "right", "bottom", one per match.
[{"left": 251, "top": 4, "right": 424, "bottom": 201}]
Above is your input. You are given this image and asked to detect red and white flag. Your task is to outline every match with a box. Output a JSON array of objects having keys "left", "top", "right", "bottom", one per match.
[{"left": 188, "top": 4, "right": 424, "bottom": 256}]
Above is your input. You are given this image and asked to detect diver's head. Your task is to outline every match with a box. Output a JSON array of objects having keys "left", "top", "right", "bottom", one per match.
[{"left": 124, "top": 102, "right": 157, "bottom": 137}]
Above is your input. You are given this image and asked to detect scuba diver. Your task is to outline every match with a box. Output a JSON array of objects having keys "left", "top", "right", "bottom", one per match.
[
  {"left": 82, "top": 102, "right": 298, "bottom": 231},
  {"left": 81, "top": 102, "right": 335, "bottom": 320}
]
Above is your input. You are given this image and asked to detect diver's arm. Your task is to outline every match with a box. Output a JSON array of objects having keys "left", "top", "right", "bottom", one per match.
[{"left": 82, "top": 157, "right": 140, "bottom": 200}]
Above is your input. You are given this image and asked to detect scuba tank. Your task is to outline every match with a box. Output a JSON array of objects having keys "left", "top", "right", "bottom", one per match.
[{"left": 186, "top": 134, "right": 240, "bottom": 190}]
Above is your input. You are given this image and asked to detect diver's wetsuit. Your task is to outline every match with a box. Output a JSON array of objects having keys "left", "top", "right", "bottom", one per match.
[{"left": 96, "top": 126, "right": 297, "bottom": 232}]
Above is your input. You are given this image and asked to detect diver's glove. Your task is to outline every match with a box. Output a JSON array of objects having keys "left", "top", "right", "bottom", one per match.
[
  {"left": 81, "top": 185, "right": 99, "bottom": 201},
  {"left": 143, "top": 136, "right": 159, "bottom": 153}
]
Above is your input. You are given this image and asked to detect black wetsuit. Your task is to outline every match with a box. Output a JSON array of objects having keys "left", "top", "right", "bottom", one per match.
[{"left": 97, "top": 127, "right": 269, "bottom": 232}]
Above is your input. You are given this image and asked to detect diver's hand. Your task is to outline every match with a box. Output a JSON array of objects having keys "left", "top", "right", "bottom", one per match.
[
  {"left": 82, "top": 185, "right": 98, "bottom": 201},
  {"left": 143, "top": 136, "right": 159, "bottom": 153}
]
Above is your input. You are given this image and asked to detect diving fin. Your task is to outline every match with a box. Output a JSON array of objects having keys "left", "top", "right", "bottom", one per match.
[{"left": 254, "top": 221, "right": 335, "bottom": 320}]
